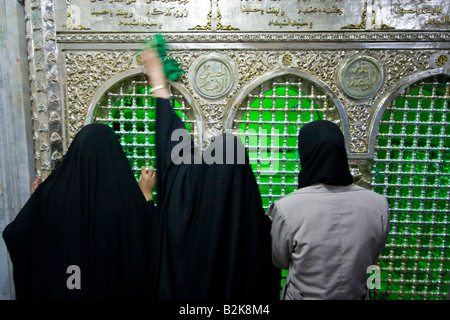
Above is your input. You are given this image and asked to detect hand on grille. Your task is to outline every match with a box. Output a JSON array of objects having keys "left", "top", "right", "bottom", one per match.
[{"left": 139, "top": 166, "right": 157, "bottom": 202}]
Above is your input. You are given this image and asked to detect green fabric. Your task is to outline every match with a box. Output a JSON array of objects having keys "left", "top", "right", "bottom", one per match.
[{"left": 140, "top": 34, "right": 184, "bottom": 81}]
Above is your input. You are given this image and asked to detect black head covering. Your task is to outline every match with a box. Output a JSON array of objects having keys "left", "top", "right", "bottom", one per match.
[
  {"left": 152, "top": 98, "right": 280, "bottom": 300},
  {"left": 297, "top": 120, "right": 353, "bottom": 188},
  {"left": 2, "top": 123, "right": 154, "bottom": 300}
]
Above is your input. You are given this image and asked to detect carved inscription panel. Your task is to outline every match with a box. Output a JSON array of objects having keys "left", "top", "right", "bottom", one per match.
[{"left": 56, "top": 0, "right": 450, "bottom": 32}]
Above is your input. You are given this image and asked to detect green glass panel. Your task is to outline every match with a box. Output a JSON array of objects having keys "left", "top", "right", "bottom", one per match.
[
  {"left": 111, "top": 109, "right": 120, "bottom": 119},
  {"left": 421, "top": 98, "right": 432, "bottom": 109},
  {"left": 377, "top": 149, "right": 387, "bottom": 159},
  {"left": 388, "top": 175, "right": 398, "bottom": 184},
  {"left": 433, "top": 112, "right": 444, "bottom": 122},
  {"left": 379, "top": 123, "right": 389, "bottom": 134},
  {"left": 419, "top": 112, "right": 430, "bottom": 122},
  {"left": 123, "top": 134, "right": 133, "bottom": 144},
  {"left": 394, "top": 97, "right": 405, "bottom": 108},
  {"left": 435, "top": 98, "right": 445, "bottom": 109},
  {"left": 393, "top": 110, "right": 404, "bottom": 121},
  {"left": 136, "top": 122, "right": 145, "bottom": 132},
  {"left": 406, "top": 111, "right": 417, "bottom": 121},
  {"left": 392, "top": 124, "right": 403, "bottom": 134},
  {"left": 124, "top": 122, "right": 132, "bottom": 131},
  {"left": 407, "top": 98, "right": 419, "bottom": 109},
  {"left": 234, "top": 83, "right": 332, "bottom": 297},
  {"left": 136, "top": 134, "right": 145, "bottom": 144},
  {"left": 123, "top": 109, "right": 133, "bottom": 119}
]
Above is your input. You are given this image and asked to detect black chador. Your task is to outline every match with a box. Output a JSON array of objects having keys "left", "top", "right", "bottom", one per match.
[
  {"left": 151, "top": 98, "right": 281, "bottom": 300},
  {"left": 3, "top": 124, "right": 155, "bottom": 300}
]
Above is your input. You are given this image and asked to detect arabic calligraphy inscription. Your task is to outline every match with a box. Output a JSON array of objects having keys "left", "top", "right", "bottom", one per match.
[
  {"left": 191, "top": 54, "right": 236, "bottom": 100},
  {"left": 337, "top": 55, "right": 385, "bottom": 100}
]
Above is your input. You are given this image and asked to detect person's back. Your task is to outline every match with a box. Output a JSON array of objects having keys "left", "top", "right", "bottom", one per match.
[
  {"left": 2, "top": 124, "right": 154, "bottom": 300},
  {"left": 268, "top": 183, "right": 389, "bottom": 299},
  {"left": 140, "top": 47, "right": 281, "bottom": 300},
  {"left": 267, "top": 119, "right": 390, "bottom": 300}
]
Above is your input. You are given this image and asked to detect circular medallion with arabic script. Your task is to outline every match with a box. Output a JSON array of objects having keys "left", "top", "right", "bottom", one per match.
[
  {"left": 190, "top": 54, "right": 237, "bottom": 100},
  {"left": 337, "top": 55, "right": 385, "bottom": 100}
]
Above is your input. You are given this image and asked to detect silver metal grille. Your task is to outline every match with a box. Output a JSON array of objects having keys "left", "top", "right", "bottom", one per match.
[
  {"left": 229, "top": 74, "right": 340, "bottom": 291},
  {"left": 89, "top": 72, "right": 450, "bottom": 299},
  {"left": 371, "top": 74, "right": 450, "bottom": 299},
  {"left": 231, "top": 75, "right": 340, "bottom": 210}
]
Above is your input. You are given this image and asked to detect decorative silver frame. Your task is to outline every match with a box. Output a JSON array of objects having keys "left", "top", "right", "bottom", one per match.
[{"left": 19, "top": 0, "right": 450, "bottom": 301}]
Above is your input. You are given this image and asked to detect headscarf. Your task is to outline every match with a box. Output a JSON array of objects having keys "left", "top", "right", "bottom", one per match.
[
  {"left": 297, "top": 120, "right": 353, "bottom": 188},
  {"left": 2, "top": 123, "right": 154, "bottom": 300}
]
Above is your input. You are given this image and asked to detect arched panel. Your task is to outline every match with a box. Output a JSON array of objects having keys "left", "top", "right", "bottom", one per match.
[
  {"left": 85, "top": 69, "right": 203, "bottom": 181},
  {"left": 226, "top": 68, "right": 348, "bottom": 210}
]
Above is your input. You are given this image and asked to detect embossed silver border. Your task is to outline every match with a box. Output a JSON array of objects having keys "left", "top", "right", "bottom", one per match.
[{"left": 57, "top": 31, "right": 450, "bottom": 44}]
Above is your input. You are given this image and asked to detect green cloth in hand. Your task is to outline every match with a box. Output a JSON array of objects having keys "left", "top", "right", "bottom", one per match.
[{"left": 140, "top": 34, "right": 184, "bottom": 82}]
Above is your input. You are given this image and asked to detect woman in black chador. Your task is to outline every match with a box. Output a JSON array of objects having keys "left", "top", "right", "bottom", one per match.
[
  {"left": 141, "top": 49, "right": 281, "bottom": 300},
  {"left": 2, "top": 123, "right": 156, "bottom": 300}
]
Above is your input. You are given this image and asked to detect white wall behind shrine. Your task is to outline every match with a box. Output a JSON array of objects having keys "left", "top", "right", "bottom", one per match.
[{"left": 0, "top": 0, "right": 34, "bottom": 300}]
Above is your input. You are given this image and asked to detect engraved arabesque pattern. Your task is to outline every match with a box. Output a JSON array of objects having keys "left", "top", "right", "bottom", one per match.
[
  {"left": 64, "top": 51, "right": 136, "bottom": 143},
  {"left": 64, "top": 49, "right": 435, "bottom": 152}
]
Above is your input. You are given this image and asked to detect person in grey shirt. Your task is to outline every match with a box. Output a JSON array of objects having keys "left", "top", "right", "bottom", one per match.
[{"left": 266, "top": 120, "right": 390, "bottom": 300}]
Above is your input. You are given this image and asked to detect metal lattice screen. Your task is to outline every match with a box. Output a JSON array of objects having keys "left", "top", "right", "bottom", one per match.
[
  {"left": 89, "top": 73, "right": 449, "bottom": 300},
  {"left": 371, "top": 74, "right": 450, "bottom": 300},
  {"left": 231, "top": 75, "right": 340, "bottom": 291},
  {"left": 231, "top": 76, "right": 339, "bottom": 210},
  {"left": 92, "top": 77, "right": 195, "bottom": 182}
]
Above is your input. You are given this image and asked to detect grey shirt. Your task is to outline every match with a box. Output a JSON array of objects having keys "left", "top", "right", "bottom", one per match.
[{"left": 266, "top": 183, "right": 390, "bottom": 300}]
